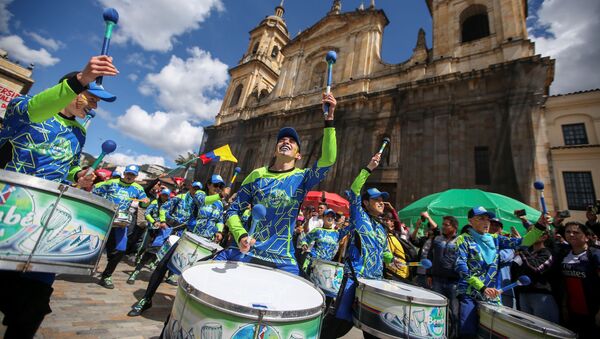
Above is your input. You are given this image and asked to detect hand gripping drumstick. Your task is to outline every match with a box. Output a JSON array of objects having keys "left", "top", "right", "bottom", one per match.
[
  {"left": 85, "top": 140, "right": 117, "bottom": 176},
  {"left": 229, "top": 167, "right": 241, "bottom": 188},
  {"left": 499, "top": 275, "right": 530, "bottom": 293},
  {"left": 97, "top": 8, "right": 119, "bottom": 85},
  {"left": 378, "top": 137, "right": 391, "bottom": 155},
  {"left": 533, "top": 180, "right": 548, "bottom": 215},
  {"left": 82, "top": 109, "right": 96, "bottom": 129},
  {"left": 323, "top": 50, "right": 337, "bottom": 117},
  {"left": 395, "top": 259, "right": 432, "bottom": 269}
]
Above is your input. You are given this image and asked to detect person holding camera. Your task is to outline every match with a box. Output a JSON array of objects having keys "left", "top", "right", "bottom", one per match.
[{"left": 585, "top": 205, "right": 600, "bottom": 238}]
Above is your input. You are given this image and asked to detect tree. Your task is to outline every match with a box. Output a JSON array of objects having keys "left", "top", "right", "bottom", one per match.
[{"left": 174, "top": 151, "right": 197, "bottom": 180}]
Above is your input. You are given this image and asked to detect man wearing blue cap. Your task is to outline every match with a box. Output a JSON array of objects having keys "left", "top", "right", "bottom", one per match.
[
  {"left": 93, "top": 164, "right": 149, "bottom": 289},
  {"left": 220, "top": 93, "right": 337, "bottom": 275},
  {"left": 193, "top": 174, "right": 229, "bottom": 242},
  {"left": 301, "top": 208, "right": 340, "bottom": 262},
  {"left": 0, "top": 55, "right": 118, "bottom": 337},
  {"left": 455, "top": 206, "right": 549, "bottom": 338}
]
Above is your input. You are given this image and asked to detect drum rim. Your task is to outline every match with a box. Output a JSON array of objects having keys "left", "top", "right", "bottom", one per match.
[
  {"left": 357, "top": 278, "right": 448, "bottom": 306},
  {"left": 181, "top": 231, "right": 223, "bottom": 251},
  {"left": 180, "top": 261, "right": 325, "bottom": 322},
  {"left": 478, "top": 303, "right": 577, "bottom": 338},
  {"left": 0, "top": 169, "right": 117, "bottom": 211}
]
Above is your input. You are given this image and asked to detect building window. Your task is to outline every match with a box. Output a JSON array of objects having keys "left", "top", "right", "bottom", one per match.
[
  {"left": 271, "top": 46, "right": 279, "bottom": 58},
  {"left": 252, "top": 43, "right": 259, "bottom": 54},
  {"left": 563, "top": 172, "right": 596, "bottom": 210},
  {"left": 461, "top": 5, "right": 490, "bottom": 43},
  {"left": 562, "top": 123, "right": 588, "bottom": 145},
  {"left": 310, "top": 62, "right": 327, "bottom": 89},
  {"left": 229, "top": 84, "right": 243, "bottom": 107},
  {"left": 474, "top": 146, "right": 491, "bottom": 185}
]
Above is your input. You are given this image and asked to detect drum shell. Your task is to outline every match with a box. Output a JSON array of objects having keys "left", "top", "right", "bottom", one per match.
[
  {"left": 0, "top": 169, "right": 117, "bottom": 275},
  {"left": 156, "top": 235, "right": 180, "bottom": 261},
  {"left": 166, "top": 262, "right": 325, "bottom": 338},
  {"left": 168, "top": 231, "right": 222, "bottom": 275},
  {"left": 353, "top": 278, "right": 447, "bottom": 339},
  {"left": 308, "top": 258, "right": 344, "bottom": 298},
  {"left": 477, "top": 303, "right": 576, "bottom": 339}
]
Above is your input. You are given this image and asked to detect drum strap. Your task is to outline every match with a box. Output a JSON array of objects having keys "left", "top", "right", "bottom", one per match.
[{"left": 328, "top": 256, "right": 359, "bottom": 315}]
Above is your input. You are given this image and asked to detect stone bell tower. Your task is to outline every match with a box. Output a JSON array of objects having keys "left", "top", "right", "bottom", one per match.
[{"left": 216, "top": 1, "right": 290, "bottom": 125}]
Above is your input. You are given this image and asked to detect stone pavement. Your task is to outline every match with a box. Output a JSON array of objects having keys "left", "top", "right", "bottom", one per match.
[{"left": 0, "top": 256, "right": 362, "bottom": 338}]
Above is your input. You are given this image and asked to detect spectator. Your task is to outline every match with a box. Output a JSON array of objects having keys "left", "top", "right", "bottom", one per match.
[
  {"left": 306, "top": 205, "right": 323, "bottom": 231},
  {"left": 428, "top": 216, "right": 460, "bottom": 338},
  {"left": 558, "top": 222, "right": 600, "bottom": 338},
  {"left": 411, "top": 211, "right": 438, "bottom": 288},
  {"left": 585, "top": 206, "right": 600, "bottom": 238},
  {"left": 383, "top": 211, "right": 409, "bottom": 282}
]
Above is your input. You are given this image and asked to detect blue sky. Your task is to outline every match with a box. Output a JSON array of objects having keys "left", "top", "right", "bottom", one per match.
[{"left": 1, "top": 0, "right": 599, "bottom": 167}]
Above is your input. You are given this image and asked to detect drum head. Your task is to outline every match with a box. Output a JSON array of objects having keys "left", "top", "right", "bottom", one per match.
[
  {"left": 311, "top": 258, "right": 344, "bottom": 267},
  {"left": 358, "top": 278, "right": 447, "bottom": 306},
  {"left": 479, "top": 303, "right": 577, "bottom": 338},
  {"left": 181, "top": 261, "right": 324, "bottom": 321},
  {"left": 183, "top": 231, "right": 222, "bottom": 251}
]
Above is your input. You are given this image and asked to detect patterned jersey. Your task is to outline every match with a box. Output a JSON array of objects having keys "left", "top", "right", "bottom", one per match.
[
  {"left": 455, "top": 228, "right": 543, "bottom": 300},
  {"left": 226, "top": 127, "right": 336, "bottom": 266},
  {"left": 92, "top": 178, "right": 147, "bottom": 251},
  {"left": 192, "top": 200, "right": 225, "bottom": 239},
  {"left": 167, "top": 191, "right": 220, "bottom": 228},
  {"left": 0, "top": 78, "right": 86, "bottom": 182},
  {"left": 342, "top": 169, "right": 393, "bottom": 279},
  {"left": 145, "top": 198, "right": 170, "bottom": 224},
  {"left": 302, "top": 227, "right": 340, "bottom": 261}
]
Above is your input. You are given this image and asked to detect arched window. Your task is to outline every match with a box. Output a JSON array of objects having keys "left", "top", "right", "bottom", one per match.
[
  {"left": 259, "top": 89, "right": 269, "bottom": 100},
  {"left": 271, "top": 46, "right": 279, "bottom": 58},
  {"left": 229, "top": 84, "right": 243, "bottom": 107},
  {"left": 252, "top": 43, "right": 259, "bottom": 54},
  {"left": 310, "top": 62, "right": 327, "bottom": 89},
  {"left": 460, "top": 5, "right": 490, "bottom": 43}
]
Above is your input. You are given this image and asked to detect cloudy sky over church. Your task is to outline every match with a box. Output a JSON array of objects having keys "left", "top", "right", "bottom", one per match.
[{"left": 1, "top": 0, "right": 598, "bottom": 167}]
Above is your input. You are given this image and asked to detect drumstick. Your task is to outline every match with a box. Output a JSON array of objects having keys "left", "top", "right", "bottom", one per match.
[
  {"left": 533, "top": 180, "right": 547, "bottom": 215},
  {"left": 97, "top": 8, "right": 119, "bottom": 85},
  {"left": 377, "top": 137, "right": 391, "bottom": 155},
  {"left": 395, "top": 259, "right": 432, "bottom": 269},
  {"left": 247, "top": 204, "right": 267, "bottom": 244},
  {"left": 229, "top": 167, "right": 241, "bottom": 188},
  {"left": 323, "top": 50, "right": 337, "bottom": 117},
  {"left": 82, "top": 109, "right": 96, "bottom": 129},
  {"left": 499, "top": 275, "right": 530, "bottom": 293},
  {"left": 84, "top": 140, "right": 117, "bottom": 176}
]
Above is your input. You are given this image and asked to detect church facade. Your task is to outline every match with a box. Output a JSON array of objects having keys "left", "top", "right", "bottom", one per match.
[{"left": 195, "top": 0, "right": 555, "bottom": 210}]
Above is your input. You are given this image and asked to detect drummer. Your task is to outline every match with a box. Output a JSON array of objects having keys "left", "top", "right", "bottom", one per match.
[
  {"left": 454, "top": 206, "right": 549, "bottom": 338},
  {"left": 321, "top": 152, "right": 403, "bottom": 338},
  {"left": 191, "top": 174, "right": 231, "bottom": 243},
  {"left": 0, "top": 56, "right": 118, "bottom": 337},
  {"left": 216, "top": 93, "right": 337, "bottom": 275},
  {"left": 128, "top": 180, "right": 221, "bottom": 316},
  {"left": 93, "top": 165, "right": 149, "bottom": 289},
  {"left": 301, "top": 208, "right": 340, "bottom": 264},
  {"left": 127, "top": 188, "right": 172, "bottom": 285}
]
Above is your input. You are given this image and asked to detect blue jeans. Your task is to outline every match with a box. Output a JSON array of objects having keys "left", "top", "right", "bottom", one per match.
[
  {"left": 519, "top": 292, "right": 559, "bottom": 324},
  {"left": 214, "top": 248, "right": 300, "bottom": 275},
  {"left": 458, "top": 295, "right": 479, "bottom": 338},
  {"left": 432, "top": 278, "right": 459, "bottom": 338}
]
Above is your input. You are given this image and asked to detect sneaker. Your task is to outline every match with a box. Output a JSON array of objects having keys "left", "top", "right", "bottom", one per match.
[
  {"left": 147, "top": 261, "right": 157, "bottom": 271},
  {"left": 98, "top": 276, "right": 114, "bottom": 289},
  {"left": 165, "top": 274, "right": 178, "bottom": 286},
  {"left": 127, "top": 298, "right": 152, "bottom": 317},
  {"left": 127, "top": 270, "right": 139, "bottom": 285}
]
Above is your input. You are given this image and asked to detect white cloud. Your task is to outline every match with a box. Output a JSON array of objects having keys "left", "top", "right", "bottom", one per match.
[
  {"left": 125, "top": 52, "right": 157, "bottom": 70},
  {"left": 25, "top": 31, "right": 64, "bottom": 51},
  {"left": 0, "top": 35, "right": 60, "bottom": 66},
  {"left": 0, "top": 0, "right": 13, "bottom": 33},
  {"left": 94, "top": 107, "right": 113, "bottom": 121},
  {"left": 531, "top": 0, "right": 600, "bottom": 94},
  {"left": 128, "top": 73, "right": 139, "bottom": 82},
  {"left": 98, "top": 0, "right": 224, "bottom": 52},
  {"left": 113, "top": 105, "right": 205, "bottom": 158},
  {"left": 139, "top": 47, "right": 228, "bottom": 121},
  {"left": 105, "top": 152, "right": 166, "bottom": 167}
]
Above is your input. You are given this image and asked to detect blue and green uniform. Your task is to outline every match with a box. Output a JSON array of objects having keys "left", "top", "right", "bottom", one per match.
[
  {"left": 220, "top": 125, "right": 337, "bottom": 274},
  {"left": 145, "top": 198, "right": 171, "bottom": 247},
  {"left": 92, "top": 178, "right": 147, "bottom": 251},
  {"left": 166, "top": 191, "right": 220, "bottom": 232},
  {"left": 0, "top": 76, "right": 87, "bottom": 182},
  {"left": 302, "top": 227, "right": 340, "bottom": 261},
  {"left": 334, "top": 168, "right": 393, "bottom": 322},
  {"left": 192, "top": 200, "right": 225, "bottom": 240}
]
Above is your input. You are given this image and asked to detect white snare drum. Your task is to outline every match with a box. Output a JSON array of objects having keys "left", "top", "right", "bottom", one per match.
[
  {"left": 156, "top": 235, "right": 180, "bottom": 262},
  {"left": 478, "top": 303, "right": 576, "bottom": 339},
  {"left": 112, "top": 210, "right": 132, "bottom": 227},
  {"left": 168, "top": 231, "right": 222, "bottom": 275},
  {"left": 354, "top": 278, "right": 447, "bottom": 339},
  {"left": 165, "top": 261, "right": 325, "bottom": 338},
  {"left": 308, "top": 257, "right": 344, "bottom": 297},
  {"left": 0, "top": 169, "right": 117, "bottom": 275}
]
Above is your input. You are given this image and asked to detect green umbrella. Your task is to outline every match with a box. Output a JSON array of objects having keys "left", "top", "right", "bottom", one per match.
[{"left": 397, "top": 189, "right": 542, "bottom": 235}]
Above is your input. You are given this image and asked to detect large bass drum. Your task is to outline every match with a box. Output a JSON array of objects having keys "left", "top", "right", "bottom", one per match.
[
  {"left": 165, "top": 261, "right": 325, "bottom": 338},
  {"left": 0, "top": 170, "right": 117, "bottom": 275}
]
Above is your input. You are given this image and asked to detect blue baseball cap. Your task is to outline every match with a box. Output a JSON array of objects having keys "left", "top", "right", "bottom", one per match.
[
  {"left": 191, "top": 181, "right": 203, "bottom": 189},
  {"left": 87, "top": 81, "right": 117, "bottom": 102},
  {"left": 210, "top": 174, "right": 225, "bottom": 185},
  {"left": 468, "top": 206, "right": 493, "bottom": 219},
  {"left": 111, "top": 170, "right": 121, "bottom": 178},
  {"left": 324, "top": 209, "right": 336, "bottom": 217},
  {"left": 159, "top": 188, "right": 171, "bottom": 196},
  {"left": 124, "top": 164, "right": 139, "bottom": 175},
  {"left": 277, "top": 127, "right": 301, "bottom": 149},
  {"left": 366, "top": 188, "right": 389, "bottom": 200}
]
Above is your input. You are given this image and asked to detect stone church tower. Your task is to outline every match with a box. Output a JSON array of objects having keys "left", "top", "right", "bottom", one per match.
[{"left": 197, "top": 0, "right": 555, "bottom": 210}]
